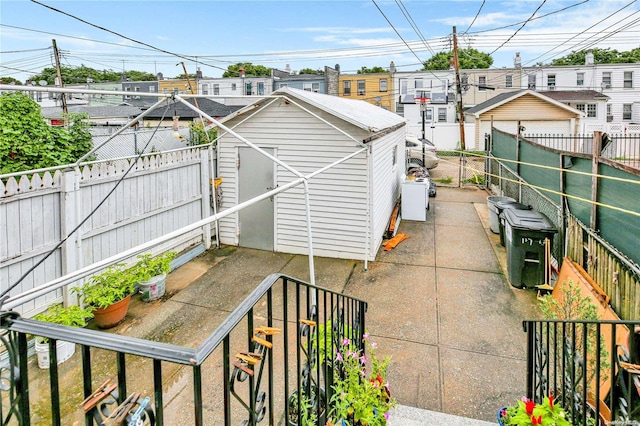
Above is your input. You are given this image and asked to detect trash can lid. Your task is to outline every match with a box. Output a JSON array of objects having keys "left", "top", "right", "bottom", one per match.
[
  {"left": 503, "top": 208, "right": 557, "bottom": 232},
  {"left": 495, "top": 201, "right": 531, "bottom": 212},
  {"left": 487, "top": 196, "right": 515, "bottom": 205}
]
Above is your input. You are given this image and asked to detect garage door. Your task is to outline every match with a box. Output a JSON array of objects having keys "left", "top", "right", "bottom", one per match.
[{"left": 482, "top": 120, "right": 571, "bottom": 138}]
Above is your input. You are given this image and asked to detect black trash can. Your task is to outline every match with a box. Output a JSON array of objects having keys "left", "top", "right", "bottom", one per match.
[
  {"left": 496, "top": 201, "right": 532, "bottom": 247},
  {"left": 503, "top": 209, "right": 557, "bottom": 289}
]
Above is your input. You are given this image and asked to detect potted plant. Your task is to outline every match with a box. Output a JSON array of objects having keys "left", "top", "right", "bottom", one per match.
[
  {"left": 132, "top": 251, "right": 176, "bottom": 302},
  {"left": 327, "top": 334, "right": 396, "bottom": 426},
  {"left": 498, "top": 395, "right": 570, "bottom": 426},
  {"left": 287, "top": 386, "right": 326, "bottom": 426},
  {"left": 32, "top": 304, "right": 94, "bottom": 369},
  {"left": 73, "top": 263, "right": 137, "bottom": 328}
]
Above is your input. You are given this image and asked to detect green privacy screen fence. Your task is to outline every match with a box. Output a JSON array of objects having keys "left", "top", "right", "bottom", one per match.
[{"left": 490, "top": 129, "right": 640, "bottom": 269}]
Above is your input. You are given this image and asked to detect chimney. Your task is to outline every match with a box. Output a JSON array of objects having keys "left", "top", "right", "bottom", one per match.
[
  {"left": 156, "top": 72, "right": 164, "bottom": 81},
  {"left": 285, "top": 64, "right": 291, "bottom": 74},
  {"left": 514, "top": 52, "right": 521, "bottom": 68},
  {"left": 196, "top": 67, "right": 203, "bottom": 79},
  {"left": 335, "top": 64, "right": 340, "bottom": 73},
  {"left": 389, "top": 61, "right": 396, "bottom": 73},
  {"left": 585, "top": 51, "right": 594, "bottom": 66}
]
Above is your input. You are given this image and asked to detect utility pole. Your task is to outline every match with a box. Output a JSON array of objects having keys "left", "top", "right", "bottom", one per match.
[
  {"left": 179, "top": 62, "right": 208, "bottom": 143},
  {"left": 452, "top": 27, "right": 466, "bottom": 186},
  {"left": 52, "top": 39, "right": 67, "bottom": 115}
]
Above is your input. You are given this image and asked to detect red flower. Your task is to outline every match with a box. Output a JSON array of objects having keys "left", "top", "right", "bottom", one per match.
[
  {"left": 549, "top": 394, "right": 554, "bottom": 410},
  {"left": 531, "top": 415, "right": 542, "bottom": 425},
  {"left": 525, "top": 400, "right": 536, "bottom": 415}
]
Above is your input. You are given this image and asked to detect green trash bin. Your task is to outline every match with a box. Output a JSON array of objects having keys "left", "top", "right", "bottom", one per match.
[
  {"left": 503, "top": 209, "right": 557, "bottom": 289},
  {"left": 496, "top": 201, "right": 531, "bottom": 247}
]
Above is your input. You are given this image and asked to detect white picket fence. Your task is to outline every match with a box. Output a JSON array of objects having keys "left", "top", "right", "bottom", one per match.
[{"left": 0, "top": 148, "right": 213, "bottom": 316}]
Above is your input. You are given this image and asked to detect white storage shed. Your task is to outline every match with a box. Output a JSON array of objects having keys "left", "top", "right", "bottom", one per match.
[{"left": 215, "top": 87, "right": 407, "bottom": 261}]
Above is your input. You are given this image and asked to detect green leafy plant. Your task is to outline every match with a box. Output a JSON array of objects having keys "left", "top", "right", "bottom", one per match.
[
  {"left": 433, "top": 176, "right": 453, "bottom": 184},
  {"left": 73, "top": 263, "right": 138, "bottom": 309},
  {"left": 132, "top": 251, "right": 176, "bottom": 282},
  {"left": 499, "top": 395, "right": 570, "bottom": 426},
  {"left": 328, "top": 334, "right": 396, "bottom": 426},
  {"left": 32, "top": 304, "right": 94, "bottom": 343}
]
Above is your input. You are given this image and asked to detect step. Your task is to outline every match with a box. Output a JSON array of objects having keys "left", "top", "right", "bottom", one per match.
[{"left": 388, "top": 404, "right": 496, "bottom": 425}]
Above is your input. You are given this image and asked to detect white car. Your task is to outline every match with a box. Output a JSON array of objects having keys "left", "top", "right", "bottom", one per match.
[{"left": 406, "top": 136, "right": 439, "bottom": 169}]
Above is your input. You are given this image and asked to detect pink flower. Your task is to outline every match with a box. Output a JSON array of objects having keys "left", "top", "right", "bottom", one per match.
[
  {"left": 370, "top": 342, "right": 378, "bottom": 348},
  {"left": 336, "top": 352, "right": 343, "bottom": 362},
  {"left": 384, "top": 412, "right": 389, "bottom": 420},
  {"left": 362, "top": 333, "right": 370, "bottom": 340},
  {"left": 342, "top": 338, "right": 350, "bottom": 346},
  {"left": 359, "top": 354, "right": 367, "bottom": 364}
]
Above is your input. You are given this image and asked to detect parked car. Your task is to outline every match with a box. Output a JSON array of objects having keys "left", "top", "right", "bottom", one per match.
[{"left": 405, "top": 136, "right": 439, "bottom": 169}]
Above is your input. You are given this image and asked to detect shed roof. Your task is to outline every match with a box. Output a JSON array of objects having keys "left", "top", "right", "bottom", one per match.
[
  {"left": 221, "top": 87, "right": 406, "bottom": 133},
  {"left": 536, "top": 90, "right": 609, "bottom": 102},
  {"left": 465, "top": 89, "right": 583, "bottom": 118}
]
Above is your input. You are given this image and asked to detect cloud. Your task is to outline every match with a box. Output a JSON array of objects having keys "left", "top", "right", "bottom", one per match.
[{"left": 282, "top": 26, "right": 395, "bottom": 35}]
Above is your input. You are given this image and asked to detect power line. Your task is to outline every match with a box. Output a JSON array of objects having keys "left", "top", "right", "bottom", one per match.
[
  {"left": 462, "top": 0, "right": 486, "bottom": 35},
  {"left": 490, "top": 0, "right": 548, "bottom": 55},
  {"left": 29, "top": 0, "right": 230, "bottom": 74},
  {"left": 522, "top": 0, "right": 639, "bottom": 66},
  {"left": 370, "top": 0, "right": 446, "bottom": 83},
  {"left": 394, "top": 0, "right": 436, "bottom": 56}
]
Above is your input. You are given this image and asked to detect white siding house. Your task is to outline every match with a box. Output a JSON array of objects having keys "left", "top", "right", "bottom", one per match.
[{"left": 215, "top": 87, "right": 407, "bottom": 261}]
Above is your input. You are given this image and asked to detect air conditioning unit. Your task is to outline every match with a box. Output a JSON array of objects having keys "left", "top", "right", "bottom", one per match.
[
  {"left": 528, "top": 84, "right": 536, "bottom": 90},
  {"left": 607, "top": 115, "right": 614, "bottom": 122},
  {"left": 603, "top": 83, "right": 611, "bottom": 89},
  {"left": 548, "top": 85, "right": 556, "bottom": 91}
]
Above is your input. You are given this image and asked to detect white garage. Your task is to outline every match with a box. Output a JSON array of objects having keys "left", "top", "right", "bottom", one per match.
[{"left": 214, "top": 87, "right": 407, "bottom": 261}]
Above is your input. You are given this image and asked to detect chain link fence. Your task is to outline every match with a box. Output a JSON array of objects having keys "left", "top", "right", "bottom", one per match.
[{"left": 90, "top": 128, "right": 190, "bottom": 160}]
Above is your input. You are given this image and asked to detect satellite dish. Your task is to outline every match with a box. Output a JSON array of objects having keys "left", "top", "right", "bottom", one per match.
[{"left": 39, "top": 80, "right": 48, "bottom": 86}]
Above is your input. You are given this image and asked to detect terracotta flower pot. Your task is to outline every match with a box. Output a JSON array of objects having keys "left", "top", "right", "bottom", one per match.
[{"left": 92, "top": 294, "right": 132, "bottom": 329}]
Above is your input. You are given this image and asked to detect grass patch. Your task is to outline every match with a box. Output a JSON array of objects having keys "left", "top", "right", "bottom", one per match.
[
  {"left": 462, "top": 174, "right": 486, "bottom": 185},
  {"left": 433, "top": 176, "right": 453, "bottom": 184}
]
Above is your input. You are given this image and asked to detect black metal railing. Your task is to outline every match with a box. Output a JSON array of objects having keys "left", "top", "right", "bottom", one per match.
[
  {"left": 524, "top": 319, "right": 640, "bottom": 425},
  {"left": 0, "top": 273, "right": 367, "bottom": 425}
]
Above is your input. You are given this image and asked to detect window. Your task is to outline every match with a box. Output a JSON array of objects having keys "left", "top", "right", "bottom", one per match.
[
  {"left": 607, "top": 104, "right": 613, "bottom": 121},
  {"left": 357, "top": 80, "right": 365, "bottom": 96},
  {"left": 602, "top": 72, "right": 611, "bottom": 88},
  {"left": 257, "top": 82, "right": 265, "bottom": 95},
  {"left": 343, "top": 80, "right": 351, "bottom": 95},
  {"left": 478, "top": 76, "right": 486, "bottom": 91},
  {"left": 505, "top": 75, "right": 512, "bottom": 88},
  {"left": 528, "top": 74, "right": 536, "bottom": 90},
  {"left": 586, "top": 104, "right": 596, "bottom": 118},
  {"left": 379, "top": 79, "right": 387, "bottom": 92},
  {"left": 438, "top": 108, "right": 446, "bottom": 122},
  {"left": 201, "top": 85, "right": 209, "bottom": 95},
  {"left": 624, "top": 71, "right": 633, "bottom": 88},
  {"left": 125, "top": 86, "right": 131, "bottom": 99},
  {"left": 623, "top": 104, "right": 632, "bottom": 120},
  {"left": 425, "top": 108, "right": 433, "bottom": 122},
  {"left": 547, "top": 74, "right": 556, "bottom": 89},
  {"left": 576, "top": 72, "right": 584, "bottom": 86},
  {"left": 414, "top": 79, "right": 423, "bottom": 89},
  {"left": 149, "top": 86, "right": 156, "bottom": 93},
  {"left": 303, "top": 82, "right": 319, "bottom": 92},
  {"left": 245, "top": 82, "right": 252, "bottom": 95},
  {"left": 279, "top": 83, "right": 288, "bottom": 89},
  {"left": 213, "top": 84, "right": 219, "bottom": 95},
  {"left": 134, "top": 86, "right": 140, "bottom": 99},
  {"left": 231, "top": 83, "right": 237, "bottom": 91}
]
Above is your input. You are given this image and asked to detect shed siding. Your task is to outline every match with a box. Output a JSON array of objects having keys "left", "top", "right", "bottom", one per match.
[
  {"left": 217, "top": 102, "right": 372, "bottom": 260},
  {"left": 479, "top": 95, "right": 578, "bottom": 121},
  {"left": 370, "top": 132, "right": 404, "bottom": 257}
]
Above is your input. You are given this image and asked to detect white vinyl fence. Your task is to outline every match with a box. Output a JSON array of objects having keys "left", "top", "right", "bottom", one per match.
[{"left": 0, "top": 148, "right": 213, "bottom": 316}]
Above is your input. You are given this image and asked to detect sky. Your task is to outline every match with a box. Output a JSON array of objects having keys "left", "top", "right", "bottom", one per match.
[{"left": 1, "top": 0, "right": 639, "bottom": 83}]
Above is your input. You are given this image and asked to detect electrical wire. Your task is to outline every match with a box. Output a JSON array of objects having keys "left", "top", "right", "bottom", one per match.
[
  {"left": 0, "top": 100, "right": 173, "bottom": 305},
  {"left": 462, "top": 0, "right": 486, "bottom": 35},
  {"left": 490, "top": 0, "right": 548, "bottom": 55},
  {"left": 394, "top": 0, "right": 436, "bottom": 56}
]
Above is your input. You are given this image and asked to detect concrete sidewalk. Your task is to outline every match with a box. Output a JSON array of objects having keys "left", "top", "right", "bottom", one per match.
[{"left": 29, "top": 186, "right": 541, "bottom": 424}]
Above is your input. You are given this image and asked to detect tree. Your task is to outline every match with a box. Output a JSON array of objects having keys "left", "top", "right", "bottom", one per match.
[
  {"left": 549, "top": 47, "right": 640, "bottom": 66},
  {"left": 29, "top": 65, "right": 156, "bottom": 85},
  {"left": 222, "top": 63, "right": 271, "bottom": 78},
  {"left": 0, "top": 76, "right": 22, "bottom": 85},
  {"left": 0, "top": 92, "right": 93, "bottom": 174},
  {"left": 299, "top": 68, "right": 324, "bottom": 75},
  {"left": 356, "top": 66, "right": 387, "bottom": 74},
  {"left": 422, "top": 48, "right": 493, "bottom": 70},
  {"left": 175, "top": 73, "right": 198, "bottom": 80}
]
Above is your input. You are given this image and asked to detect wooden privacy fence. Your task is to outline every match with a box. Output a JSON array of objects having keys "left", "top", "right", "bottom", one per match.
[
  {"left": 0, "top": 148, "right": 214, "bottom": 317},
  {"left": 566, "top": 214, "right": 640, "bottom": 320}
]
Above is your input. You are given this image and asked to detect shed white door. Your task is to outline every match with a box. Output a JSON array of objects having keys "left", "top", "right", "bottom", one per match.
[{"left": 238, "top": 147, "right": 275, "bottom": 251}]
